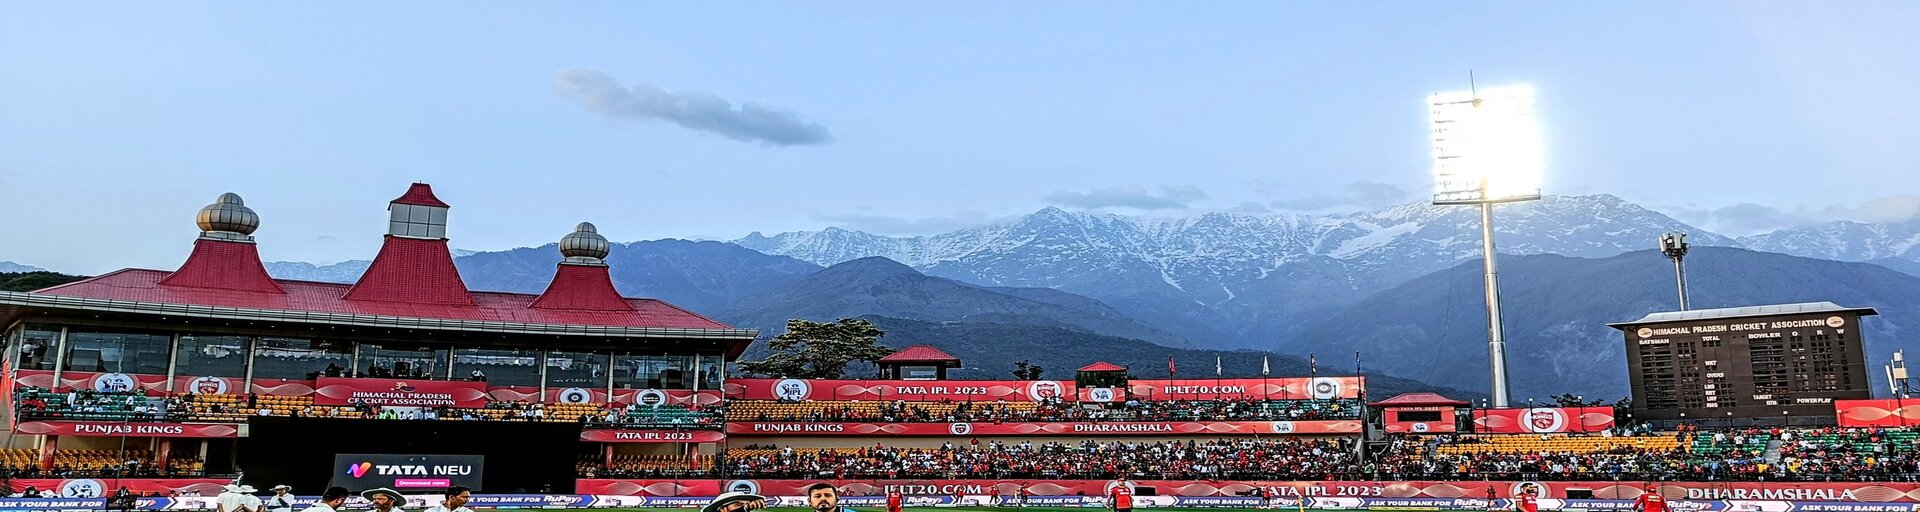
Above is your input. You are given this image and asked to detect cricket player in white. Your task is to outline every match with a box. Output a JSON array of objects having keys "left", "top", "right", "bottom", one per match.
[
  {"left": 424, "top": 486, "right": 473, "bottom": 512},
  {"left": 217, "top": 484, "right": 251, "bottom": 512},
  {"left": 305, "top": 487, "right": 351, "bottom": 512},
  {"left": 264, "top": 485, "right": 296, "bottom": 512}
]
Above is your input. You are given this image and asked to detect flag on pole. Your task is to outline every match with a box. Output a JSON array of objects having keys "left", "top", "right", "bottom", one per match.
[
  {"left": 1309, "top": 352, "right": 1318, "bottom": 377},
  {"left": 1262, "top": 355, "right": 1270, "bottom": 376},
  {"left": 1215, "top": 355, "right": 1222, "bottom": 376},
  {"left": 1168, "top": 355, "right": 1177, "bottom": 377}
]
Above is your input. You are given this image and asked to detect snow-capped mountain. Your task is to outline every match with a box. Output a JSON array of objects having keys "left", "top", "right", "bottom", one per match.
[
  {"left": 1739, "top": 217, "right": 1920, "bottom": 264},
  {"left": 735, "top": 194, "right": 1738, "bottom": 348}
]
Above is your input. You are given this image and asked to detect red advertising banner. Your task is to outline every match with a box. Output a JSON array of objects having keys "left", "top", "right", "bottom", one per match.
[
  {"left": 312, "top": 377, "right": 488, "bottom": 408},
  {"left": 577, "top": 479, "right": 1920, "bottom": 501},
  {"left": 250, "top": 378, "right": 317, "bottom": 397},
  {"left": 726, "top": 420, "right": 1360, "bottom": 436},
  {"left": 580, "top": 429, "right": 727, "bottom": 443},
  {"left": 13, "top": 420, "right": 240, "bottom": 438},
  {"left": 1472, "top": 407, "right": 1616, "bottom": 433},
  {"left": 1125, "top": 377, "right": 1366, "bottom": 401},
  {"left": 8, "top": 478, "right": 229, "bottom": 497},
  {"left": 15, "top": 370, "right": 168, "bottom": 393},
  {"left": 1835, "top": 399, "right": 1920, "bottom": 427},
  {"left": 726, "top": 379, "right": 1076, "bottom": 402}
]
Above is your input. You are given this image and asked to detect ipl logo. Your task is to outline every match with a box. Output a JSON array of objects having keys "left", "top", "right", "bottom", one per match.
[
  {"left": 774, "top": 379, "right": 811, "bottom": 401},
  {"left": 59, "top": 479, "right": 105, "bottom": 498},
  {"left": 93, "top": 373, "right": 137, "bottom": 393},
  {"left": 1524, "top": 408, "right": 1568, "bottom": 433},
  {"left": 1088, "top": 388, "right": 1116, "bottom": 402},
  {"left": 1271, "top": 421, "right": 1296, "bottom": 434}
]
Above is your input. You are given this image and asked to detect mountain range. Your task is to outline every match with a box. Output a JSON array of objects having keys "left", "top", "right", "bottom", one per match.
[{"left": 22, "top": 194, "right": 1919, "bottom": 399}]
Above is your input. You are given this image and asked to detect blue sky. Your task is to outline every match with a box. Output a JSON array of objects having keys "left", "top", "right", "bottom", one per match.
[{"left": 3, "top": 2, "right": 1917, "bottom": 274}]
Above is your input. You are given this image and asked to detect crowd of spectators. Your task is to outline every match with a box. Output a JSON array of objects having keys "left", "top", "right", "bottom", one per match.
[
  {"left": 728, "top": 398, "right": 1357, "bottom": 423},
  {"left": 1368, "top": 427, "right": 1920, "bottom": 482},
  {"left": 722, "top": 438, "right": 1359, "bottom": 480}
]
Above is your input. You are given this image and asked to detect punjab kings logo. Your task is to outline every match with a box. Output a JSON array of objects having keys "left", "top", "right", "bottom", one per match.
[
  {"left": 1027, "top": 380, "right": 1064, "bottom": 400},
  {"left": 773, "top": 379, "right": 811, "bottom": 401},
  {"left": 1637, "top": 327, "right": 1654, "bottom": 339},
  {"left": 1827, "top": 316, "right": 1846, "bottom": 328},
  {"left": 93, "top": 373, "right": 137, "bottom": 393},
  {"left": 1309, "top": 377, "right": 1342, "bottom": 400},
  {"left": 190, "top": 376, "right": 231, "bottom": 395},
  {"left": 949, "top": 422, "right": 973, "bottom": 436},
  {"left": 1524, "top": 408, "right": 1568, "bottom": 433}
]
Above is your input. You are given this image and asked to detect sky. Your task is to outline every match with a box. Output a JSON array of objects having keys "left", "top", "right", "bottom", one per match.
[{"left": 3, "top": 2, "right": 1918, "bottom": 275}]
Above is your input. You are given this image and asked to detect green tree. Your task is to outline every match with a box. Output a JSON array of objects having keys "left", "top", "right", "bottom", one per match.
[
  {"left": 0, "top": 271, "right": 87, "bottom": 292},
  {"left": 738, "top": 318, "right": 894, "bottom": 379},
  {"left": 1552, "top": 393, "right": 1603, "bottom": 407},
  {"left": 1011, "top": 360, "right": 1045, "bottom": 380}
]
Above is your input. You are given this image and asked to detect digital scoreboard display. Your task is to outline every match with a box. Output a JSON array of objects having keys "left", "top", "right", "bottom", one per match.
[{"left": 329, "top": 454, "right": 484, "bottom": 490}]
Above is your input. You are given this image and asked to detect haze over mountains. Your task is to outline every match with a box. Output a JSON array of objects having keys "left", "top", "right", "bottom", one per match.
[{"left": 26, "top": 193, "right": 1916, "bottom": 399}]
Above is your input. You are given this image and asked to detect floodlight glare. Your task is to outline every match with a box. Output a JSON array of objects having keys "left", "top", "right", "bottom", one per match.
[
  {"left": 1429, "top": 84, "right": 1542, "bottom": 205},
  {"left": 1425, "top": 81, "right": 1545, "bottom": 409}
]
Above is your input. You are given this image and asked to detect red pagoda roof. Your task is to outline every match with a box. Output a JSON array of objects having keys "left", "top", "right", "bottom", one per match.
[
  {"left": 1368, "top": 392, "right": 1469, "bottom": 407},
  {"left": 391, "top": 182, "right": 450, "bottom": 207},
  {"left": 1077, "top": 362, "right": 1127, "bottom": 372},
  {"left": 34, "top": 269, "right": 730, "bottom": 330},
  {"left": 879, "top": 345, "right": 959, "bottom": 363},
  {"left": 530, "top": 264, "right": 633, "bottom": 311},
  {"left": 342, "top": 236, "right": 475, "bottom": 305},
  {"left": 155, "top": 240, "right": 286, "bottom": 294}
]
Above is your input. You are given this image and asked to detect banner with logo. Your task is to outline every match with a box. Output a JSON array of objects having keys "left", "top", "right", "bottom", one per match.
[
  {"left": 609, "top": 388, "right": 724, "bottom": 406},
  {"left": 725, "top": 379, "right": 1076, "bottom": 402},
  {"left": 577, "top": 480, "right": 1920, "bottom": 502},
  {"left": 580, "top": 428, "right": 726, "bottom": 443},
  {"left": 329, "top": 454, "right": 483, "bottom": 491},
  {"left": 13, "top": 421, "right": 240, "bottom": 438},
  {"left": 2, "top": 478, "right": 228, "bottom": 498},
  {"left": 170, "top": 375, "right": 239, "bottom": 395},
  {"left": 1834, "top": 399, "right": 1920, "bottom": 427},
  {"left": 312, "top": 377, "right": 488, "bottom": 408},
  {"left": 1471, "top": 407, "right": 1616, "bottom": 433},
  {"left": 1125, "top": 377, "right": 1366, "bottom": 400},
  {"left": 726, "top": 420, "right": 1361, "bottom": 436},
  {"left": 14, "top": 370, "right": 168, "bottom": 393}
]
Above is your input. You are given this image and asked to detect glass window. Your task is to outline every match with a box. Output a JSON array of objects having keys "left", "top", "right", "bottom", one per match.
[
  {"left": 452, "top": 348, "right": 540, "bottom": 386},
  {"left": 13, "top": 326, "right": 59, "bottom": 371},
  {"left": 546, "top": 350, "right": 605, "bottom": 389},
  {"left": 251, "top": 338, "right": 352, "bottom": 380},
  {"left": 614, "top": 354, "right": 692, "bottom": 390},
  {"left": 175, "top": 335, "right": 250, "bottom": 378},
  {"left": 356, "top": 344, "right": 449, "bottom": 379},
  {"left": 697, "top": 354, "right": 723, "bottom": 391},
  {"left": 63, "top": 330, "right": 170, "bottom": 375}
]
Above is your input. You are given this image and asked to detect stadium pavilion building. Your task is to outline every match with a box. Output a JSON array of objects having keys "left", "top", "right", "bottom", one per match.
[{"left": 0, "top": 184, "right": 756, "bottom": 493}]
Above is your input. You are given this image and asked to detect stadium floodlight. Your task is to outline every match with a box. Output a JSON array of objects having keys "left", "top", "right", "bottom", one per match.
[
  {"left": 1430, "top": 84, "right": 1543, "bottom": 205},
  {"left": 1428, "top": 81, "right": 1544, "bottom": 409}
]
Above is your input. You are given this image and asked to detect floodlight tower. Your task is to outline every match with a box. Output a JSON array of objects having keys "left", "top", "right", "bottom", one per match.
[
  {"left": 1660, "top": 232, "right": 1691, "bottom": 311},
  {"left": 1429, "top": 82, "right": 1542, "bottom": 409}
]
